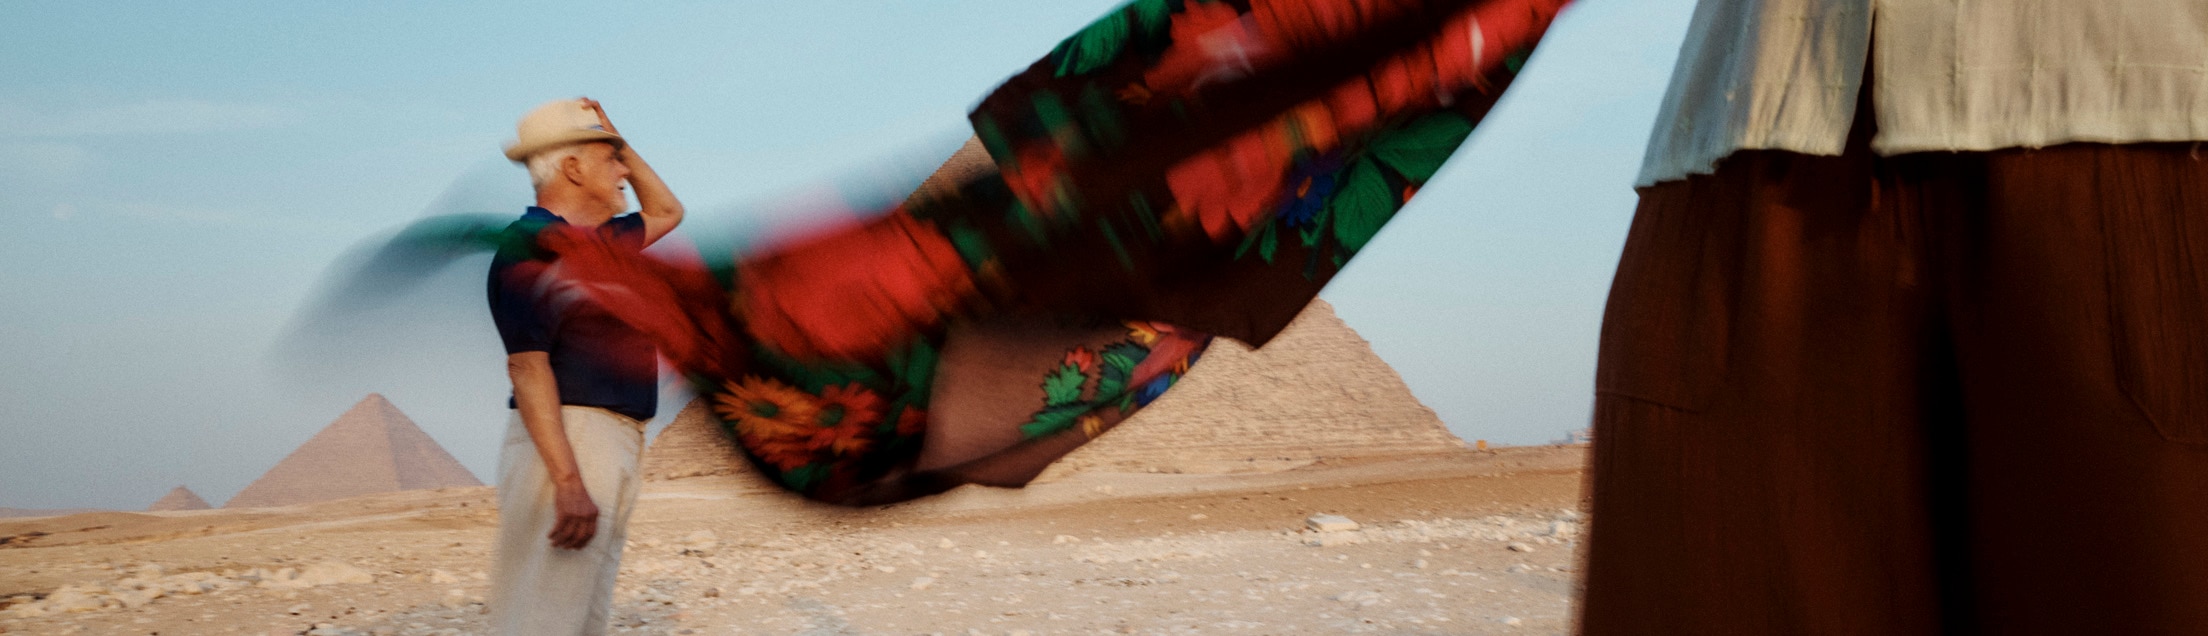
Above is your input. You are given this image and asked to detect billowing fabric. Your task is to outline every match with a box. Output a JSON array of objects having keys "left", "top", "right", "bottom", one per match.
[
  {"left": 524, "top": 0, "right": 1572, "bottom": 505},
  {"left": 489, "top": 406, "right": 646, "bottom": 636},
  {"left": 1587, "top": 90, "right": 2208, "bottom": 634},
  {"left": 1638, "top": 0, "right": 2208, "bottom": 186},
  {"left": 389, "top": 0, "right": 1569, "bottom": 505}
]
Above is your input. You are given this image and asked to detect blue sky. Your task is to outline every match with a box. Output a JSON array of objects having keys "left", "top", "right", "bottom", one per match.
[{"left": 0, "top": 0, "right": 1695, "bottom": 510}]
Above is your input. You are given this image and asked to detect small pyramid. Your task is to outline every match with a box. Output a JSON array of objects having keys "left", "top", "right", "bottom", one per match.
[
  {"left": 147, "top": 486, "right": 212, "bottom": 511},
  {"left": 225, "top": 394, "right": 483, "bottom": 508}
]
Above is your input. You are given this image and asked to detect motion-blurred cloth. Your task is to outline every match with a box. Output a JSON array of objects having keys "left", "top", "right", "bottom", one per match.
[{"left": 364, "top": 0, "right": 1571, "bottom": 504}]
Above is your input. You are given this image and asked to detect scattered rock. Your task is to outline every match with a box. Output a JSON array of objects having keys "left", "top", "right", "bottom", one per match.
[
  {"left": 1507, "top": 542, "right": 1535, "bottom": 553},
  {"left": 1334, "top": 590, "right": 1384, "bottom": 607},
  {"left": 1304, "top": 532, "right": 1363, "bottom": 547},
  {"left": 1306, "top": 514, "right": 1360, "bottom": 533}
]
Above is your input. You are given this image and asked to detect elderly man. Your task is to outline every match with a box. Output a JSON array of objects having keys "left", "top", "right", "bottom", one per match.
[{"left": 486, "top": 98, "right": 682, "bottom": 635}]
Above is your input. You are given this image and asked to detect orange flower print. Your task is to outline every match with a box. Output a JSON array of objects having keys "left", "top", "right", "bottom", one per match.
[
  {"left": 1125, "top": 321, "right": 1162, "bottom": 346},
  {"left": 809, "top": 423, "right": 875, "bottom": 456},
  {"left": 713, "top": 377, "right": 826, "bottom": 471},
  {"left": 1062, "top": 346, "right": 1098, "bottom": 374},
  {"left": 713, "top": 376, "right": 819, "bottom": 428},
  {"left": 817, "top": 383, "right": 885, "bottom": 429}
]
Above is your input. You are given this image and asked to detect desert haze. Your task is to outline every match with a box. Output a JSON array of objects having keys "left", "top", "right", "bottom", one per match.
[{"left": 0, "top": 301, "right": 1588, "bottom": 635}]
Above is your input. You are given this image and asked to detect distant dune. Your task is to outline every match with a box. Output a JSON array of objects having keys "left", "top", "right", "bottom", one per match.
[{"left": 0, "top": 507, "right": 105, "bottom": 519}]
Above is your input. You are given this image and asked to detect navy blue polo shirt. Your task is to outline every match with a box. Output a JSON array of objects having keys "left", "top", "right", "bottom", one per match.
[{"left": 487, "top": 207, "right": 658, "bottom": 421}]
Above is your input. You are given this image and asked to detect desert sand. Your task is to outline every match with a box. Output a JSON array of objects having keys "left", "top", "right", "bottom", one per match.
[
  {"left": 1, "top": 298, "right": 1586, "bottom": 635},
  {"left": 0, "top": 445, "right": 1585, "bottom": 635}
]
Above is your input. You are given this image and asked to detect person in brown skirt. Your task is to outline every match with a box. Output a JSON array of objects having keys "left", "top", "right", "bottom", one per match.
[{"left": 1579, "top": 1, "right": 2208, "bottom": 634}]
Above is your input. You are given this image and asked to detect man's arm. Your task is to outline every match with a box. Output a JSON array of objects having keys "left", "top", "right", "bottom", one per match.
[
  {"left": 580, "top": 98, "right": 683, "bottom": 246},
  {"left": 507, "top": 351, "right": 600, "bottom": 550}
]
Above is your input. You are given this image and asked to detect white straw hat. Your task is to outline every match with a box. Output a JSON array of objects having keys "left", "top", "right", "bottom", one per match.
[{"left": 503, "top": 98, "right": 626, "bottom": 161}]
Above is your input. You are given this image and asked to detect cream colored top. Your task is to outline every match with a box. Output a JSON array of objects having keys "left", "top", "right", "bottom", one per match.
[{"left": 1637, "top": 0, "right": 2208, "bottom": 187}]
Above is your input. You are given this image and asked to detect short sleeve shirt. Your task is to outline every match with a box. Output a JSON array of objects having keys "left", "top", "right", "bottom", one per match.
[{"left": 487, "top": 207, "right": 659, "bottom": 421}]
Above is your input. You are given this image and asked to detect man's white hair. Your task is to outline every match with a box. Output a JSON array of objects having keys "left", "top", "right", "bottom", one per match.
[{"left": 524, "top": 143, "right": 589, "bottom": 190}]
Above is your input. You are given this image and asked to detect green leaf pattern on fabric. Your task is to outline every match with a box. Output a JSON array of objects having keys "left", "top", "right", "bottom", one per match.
[
  {"left": 1014, "top": 331, "right": 1199, "bottom": 441},
  {"left": 1370, "top": 114, "right": 1475, "bottom": 182},
  {"left": 1046, "top": 0, "right": 1175, "bottom": 78},
  {"left": 782, "top": 464, "right": 830, "bottom": 491},
  {"left": 1327, "top": 157, "right": 1394, "bottom": 255},
  {"left": 1042, "top": 362, "right": 1088, "bottom": 406},
  {"left": 1244, "top": 112, "right": 1478, "bottom": 262},
  {"left": 1019, "top": 404, "right": 1092, "bottom": 438},
  {"left": 1096, "top": 343, "right": 1141, "bottom": 399}
]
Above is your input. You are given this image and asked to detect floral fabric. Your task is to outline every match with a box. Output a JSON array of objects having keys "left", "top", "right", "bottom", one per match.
[{"left": 433, "top": 0, "right": 1571, "bottom": 504}]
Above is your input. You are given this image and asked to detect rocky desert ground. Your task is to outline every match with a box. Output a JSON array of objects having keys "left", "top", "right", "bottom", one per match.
[{"left": 0, "top": 445, "right": 1585, "bottom": 636}]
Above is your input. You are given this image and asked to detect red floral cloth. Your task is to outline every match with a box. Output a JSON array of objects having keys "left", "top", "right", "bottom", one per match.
[{"left": 535, "top": 0, "right": 1572, "bottom": 503}]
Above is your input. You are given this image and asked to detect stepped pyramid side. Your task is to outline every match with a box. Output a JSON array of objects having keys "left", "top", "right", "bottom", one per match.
[
  {"left": 147, "top": 486, "right": 212, "bottom": 511},
  {"left": 639, "top": 401, "right": 786, "bottom": 493},
  {"left": 641, "top": 300, "right": 1462, "bottom": 483},
  {"left": 905, "top": 137, "right": 993, "bottom": 206},
  {"left": 386, "top": 411, "right": 490, "bottom": 491},
  {"left": 225, "top": 394, "right": 482, "bottom": 508},
  {"left": 1045, "top": 299, "right": 1465, "bottom": 476},
  {"left": 641, "top": 401, "right": 749, "bottom": 481}
]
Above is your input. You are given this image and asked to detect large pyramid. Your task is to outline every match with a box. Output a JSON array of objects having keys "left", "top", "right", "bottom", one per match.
[
  {"left": 147, "top": 486, "right": 212, "bottom": 511},
  {"left": 1043, "top": 299, "right": 1464, "bottom": 475},
  {"left": 640, "top": 400, "right": 752, "bottom": 482},
  {"left": 640, "top": 300, "right": 1462, "bottom": 482},
  {"left": 225, "top": 394, "right": 483, "bottom": 508}
]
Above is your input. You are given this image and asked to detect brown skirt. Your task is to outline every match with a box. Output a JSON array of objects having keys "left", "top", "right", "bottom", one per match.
[{"left": 1580, "top": 110, "right": 2208, "bottom": 632}]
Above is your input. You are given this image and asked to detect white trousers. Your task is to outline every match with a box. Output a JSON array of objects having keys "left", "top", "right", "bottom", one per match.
[{"left": 488, "top": 406, "right": 645, "bottom": 636}]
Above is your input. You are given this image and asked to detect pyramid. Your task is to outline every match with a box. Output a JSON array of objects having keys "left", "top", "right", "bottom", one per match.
[
  {"left": 640, "top": 401, "right": 748, "bottom": 481},
  {"left": 641, "top": 300, "right": 1462, "bottom": 482},
  {"left": 147, "top": 486, "right": 212, "bottom": 511},
  {"left": 225, "top": 394, "right": 483, "bottom": 508},
  {"left": 1041, "top": 299, "right": 1464, "bottom": 476}
]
